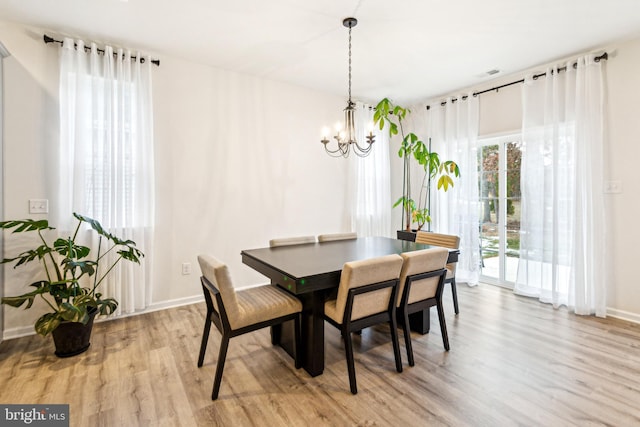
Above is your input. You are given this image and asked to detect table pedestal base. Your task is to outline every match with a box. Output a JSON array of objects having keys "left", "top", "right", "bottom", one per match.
[
  {"left": 272, "top": 290, "right": 326, "bottom": 377},
  {"left": 408, "top": 308, "right": 431, "bottom": 334}
]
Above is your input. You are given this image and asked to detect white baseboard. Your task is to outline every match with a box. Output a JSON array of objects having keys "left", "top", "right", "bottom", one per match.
[
  {"left": 606, "top": 307, "right": 640, "bottom": 325},
  {"left": 2, "top": 325, "right": 36, "bottom": 341},
  {"left": 1, "top": 294, "right": 205, "bottom": 341}
]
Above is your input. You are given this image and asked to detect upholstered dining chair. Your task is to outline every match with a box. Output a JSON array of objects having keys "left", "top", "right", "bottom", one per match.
[
  {"left": 324, "top": 254, "right": 404, "bottom": 394},
  {"left": 317, "top": 232, "right": 357, "bottom": 242},
  {"left": 269, "top": 235, "right": 316, "bottom": 247},
  {"left": 415, "top": 231, "right": 461, "bottom": 314},
  {"left": 197, "top": 255, "right": 303, "bottom": 400},
  {"left": 397, "top": 248, "right": 450, "bottom": 366}
]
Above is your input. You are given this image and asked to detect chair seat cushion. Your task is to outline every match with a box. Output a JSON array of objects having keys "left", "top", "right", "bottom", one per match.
[{"left": 232, "top": 285, "right": 302, "bottom": 329}]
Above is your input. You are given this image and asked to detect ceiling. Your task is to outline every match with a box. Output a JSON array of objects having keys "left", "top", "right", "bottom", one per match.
[{"left": 2, "top": 0, "right": 640, "bottom": 104}]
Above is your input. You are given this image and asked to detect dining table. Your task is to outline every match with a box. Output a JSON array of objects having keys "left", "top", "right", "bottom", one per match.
[{"left": 241, "top": 236, "right": 459, "bottom": 377}]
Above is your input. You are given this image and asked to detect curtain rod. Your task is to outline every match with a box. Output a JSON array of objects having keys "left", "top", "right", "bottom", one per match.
[
  {"left": 426, "top": 52, "right": 608, "bottom": 109},
  {"left": 43, "top": 34, "right": 160, "bottom": 67}
]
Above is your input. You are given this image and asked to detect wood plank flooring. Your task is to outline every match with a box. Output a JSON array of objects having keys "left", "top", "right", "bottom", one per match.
[{"left": 1, "top": 284, "right": 640, "bottom": 426}]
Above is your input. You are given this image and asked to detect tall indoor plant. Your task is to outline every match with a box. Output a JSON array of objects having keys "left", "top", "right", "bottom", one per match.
[
  {"left": 374, "top": 98, "right": 460, "bottom": 231},
  {"left": 1, "top": 213, "right": 143, "bottom": 356}
]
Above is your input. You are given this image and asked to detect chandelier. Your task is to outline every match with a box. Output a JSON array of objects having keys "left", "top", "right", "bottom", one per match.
[{"left": 321, "top": 17, "right": 374, "bottom": 158}]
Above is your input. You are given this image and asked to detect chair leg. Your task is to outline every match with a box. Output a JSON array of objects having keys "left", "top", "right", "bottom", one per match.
[
  {"left": 343, "top": 331, "right": 358, "bottom": 394},
  {"left": 198, "top": 318, "right": 212, "bottom": 367},
  {"left": 451, "top": 279, "right": 459, "bottom": 314},
  {"left": 436, "top": 301, "right": 450, "bottom": 351},
  {"left": 389, "top": 312, "right": 403, "bottom": 373},
  {"left": 211, "top": 335, "right": 230, "bottom": 400},
  {"left": 294, "top": 315, "right": 302, "bottom": 369},
  {"left": 401, "top": 310, "right": 414, "bottom": 367}
]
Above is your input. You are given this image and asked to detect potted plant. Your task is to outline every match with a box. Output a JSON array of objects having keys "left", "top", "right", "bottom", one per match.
[
  {"left": 373, "top": 98, "right": 460, "bottom": 237},
  {"left": 0, "top": 213, "right": 143, "bottom": 357}
]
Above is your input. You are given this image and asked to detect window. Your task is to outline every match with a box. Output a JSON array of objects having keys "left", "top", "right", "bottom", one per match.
[
  {"left": 83, "top": 79, "right": 139, "bottom": 227},
  {"left": 59, "top": 42, "right": 154, "bottom": 231}
]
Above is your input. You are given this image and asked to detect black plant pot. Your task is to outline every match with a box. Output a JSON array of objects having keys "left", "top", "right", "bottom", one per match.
[{"left": 51, "top": 307, "right": 98, "bottom": 358}]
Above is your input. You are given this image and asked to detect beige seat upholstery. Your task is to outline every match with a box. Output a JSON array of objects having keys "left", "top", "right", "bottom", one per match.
[
  {"left": 397, "top": 248, "right": 450, "bottom": 366},
  {"left": 415, "top": 231, "right": 461, "bottom": 314},
  {"left": 269, "top": 235, "right": 316, "bottom": 247},
  {"left": 197, "top": 255, "right": 303, "bottom": 400},
  {"left": 324, "top": 254, "right": 404, "bottom": 394},
  {"left": 317, "top": 232, "right": 357, "bottom": 242}
]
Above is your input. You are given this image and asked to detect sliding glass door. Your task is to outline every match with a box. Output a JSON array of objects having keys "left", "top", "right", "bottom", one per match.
[{"left": 478, "top": 135, "right": 522, "bottom": 287}]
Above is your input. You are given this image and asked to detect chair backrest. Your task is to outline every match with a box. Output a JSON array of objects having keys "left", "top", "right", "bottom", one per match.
[
  {"left": 318, "top": 232, "right": 357, "bottom": 242},
  {"left": 398, "top": 248, "right": 449, "bottom": 307},
  {"left": 333, "top": 254, "right": 403, "bottom": 324},
  {"left": 197, "top": 255, "right": 239, "bottom": 325},
  {"left": 415, "top": 231, "right": 460, "bottom": 274},
  {"left": 269, "top": 235, "right": 316, "bottom": 247}
]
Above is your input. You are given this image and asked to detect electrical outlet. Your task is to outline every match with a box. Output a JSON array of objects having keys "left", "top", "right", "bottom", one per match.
[
  {"left": 604, "top": 180, "right": 622, "bottom": 194},
  {"left": 181, "top": 262, "right": 192, "bottom": 275},
  {"left": 29, "top": 199, "right": 49, "bottom": 214}
]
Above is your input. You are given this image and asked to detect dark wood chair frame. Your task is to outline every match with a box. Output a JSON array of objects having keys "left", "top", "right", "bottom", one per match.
[
  {"left": 324, "top": 278, "right": 403, "bottom": 394},
  {"left": 397, "top": 267, "right": 449, "bottom": 366},
  {"left": 447, "top": 274, "right": 459, "bottom": 315},
  {"left": 197, "top": 276, "right": 302, "bottom": 400},
  {"left": 415, "top": 232, "right": 460, "bottom": 315}
]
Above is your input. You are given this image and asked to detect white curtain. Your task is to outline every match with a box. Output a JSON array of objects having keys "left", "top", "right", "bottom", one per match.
[
  {"left": 348, "top": 102, "right": 391, "bottom": 237},
  {"left": 515, "top": 55, "right": 607, "bottom": 317},
  {"left": 58, "top": 38, "right": 155, "bottom": 314},
  {"left": 428, "top": 95, "right": 481, "bottom": 285}
]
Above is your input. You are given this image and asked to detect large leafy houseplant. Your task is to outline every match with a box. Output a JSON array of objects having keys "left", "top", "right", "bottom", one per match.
[
  {"left": 374, "top": 98, "right": 460, "bottom": 231},
  {"left": 0, "top": 213, "right": 143, "bottom": 337}
]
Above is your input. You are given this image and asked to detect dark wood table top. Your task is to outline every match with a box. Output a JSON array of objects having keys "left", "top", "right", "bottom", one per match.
[{"left": 241, "top": 236, "right": 459, "bottom": 294}]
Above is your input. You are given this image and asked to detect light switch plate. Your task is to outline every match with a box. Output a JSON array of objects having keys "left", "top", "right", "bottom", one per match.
[{"left": 29, "top": 199, "right": 49, "bottom": 214}]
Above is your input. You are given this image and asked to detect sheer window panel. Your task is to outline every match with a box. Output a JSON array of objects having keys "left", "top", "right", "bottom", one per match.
[{"left": 58, "top": 39, "right": 155, "bottom": 314}]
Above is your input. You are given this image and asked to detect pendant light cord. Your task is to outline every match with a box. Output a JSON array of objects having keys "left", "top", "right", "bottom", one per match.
[{"left": 348, "top": 24, "right": 352, "bottom": 104}]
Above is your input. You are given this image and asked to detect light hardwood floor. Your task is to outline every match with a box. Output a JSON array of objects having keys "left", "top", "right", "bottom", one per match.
[{"left": 1, "top": 284, "right": 640, "bottom": 426}]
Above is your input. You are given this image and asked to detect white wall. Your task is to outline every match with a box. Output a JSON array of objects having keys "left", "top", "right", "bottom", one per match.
[
  {"left": 0, "top": 22, "right": 59, "bottom": 336},
  {"left": 0, "top": 40, "right": 11, "bottom": 343},
  {"left": 151, "top": 55, "right": 349, "bottom": 303},
  {"left": 0, "top": 21, "right": 350, "bottom": 337},
  {"left": 601, "top": 39, "right": 640, "bottom": 322}
]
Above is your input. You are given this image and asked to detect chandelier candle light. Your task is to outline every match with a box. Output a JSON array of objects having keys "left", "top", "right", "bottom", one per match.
[{"left": 321, "top": 17, "right": 375, "bottom": 158}]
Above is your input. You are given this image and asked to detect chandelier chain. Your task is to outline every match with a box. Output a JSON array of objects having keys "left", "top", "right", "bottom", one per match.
[{"left": 348, "top": 25, "right": 352, "bottom": 103}]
